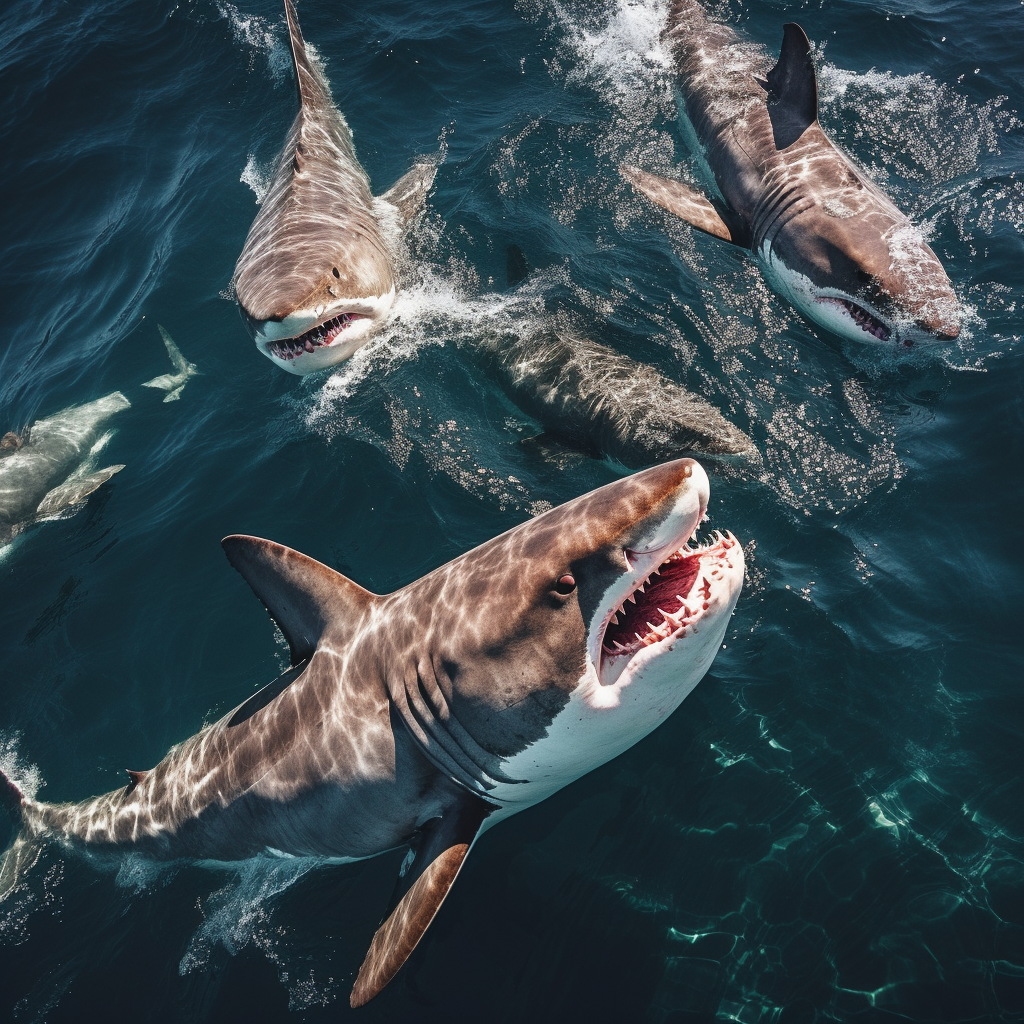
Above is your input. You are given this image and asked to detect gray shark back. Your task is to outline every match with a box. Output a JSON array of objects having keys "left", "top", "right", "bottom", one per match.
[
  {"left": 232, "top": 0, "right": 394, "bottom": 326},
  {"left": 471, "top": 326, "right": 758, "bottom": 467}
]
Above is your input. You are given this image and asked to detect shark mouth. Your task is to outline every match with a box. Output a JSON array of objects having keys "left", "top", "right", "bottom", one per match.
[
  {"left": 816, "top": 297, "right": 894, "bottom": 344},
  {"left": 265, "top": 313, "right": 368, "bottom": 362},
  {"left": 600, "top": 531, "right": 740, "bottom": 668}
]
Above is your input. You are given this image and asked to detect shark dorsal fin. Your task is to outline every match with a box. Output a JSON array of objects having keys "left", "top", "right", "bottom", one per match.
[
  {"left": 350, "top": 791, "right": 493, "bottom": 1007},
  {"left": 767, "top": 23, "right": 818, "bottom": 128},
  {"left": 222, "top": 535, "right": 375, "bottom": 665},
  {"left": 283, "top": 0, "right": 332, "bottom": 113}
]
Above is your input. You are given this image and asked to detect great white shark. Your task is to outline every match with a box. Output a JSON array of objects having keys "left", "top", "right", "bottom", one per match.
[
  {"left": 622, "top": 0, "right": 961, "bottom": 348},
  {"left": 1, "top": 458, "right": 743, "bottom": 1006},
  {"left": 232, "top": 0, "right": 437, "bottom": 375}
]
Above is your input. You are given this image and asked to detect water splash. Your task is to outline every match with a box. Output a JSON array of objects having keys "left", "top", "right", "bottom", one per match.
[
  {"left": 179, "top": 855, "right": 337, "bottom": 1010},
  {"left": 216, "top": 2, "right": 292, "bottom": 82}
]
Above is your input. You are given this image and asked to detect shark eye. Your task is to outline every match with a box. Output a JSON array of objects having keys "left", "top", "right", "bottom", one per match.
[
  {"left": 554, "top": 574, "right": 576, "bottom": 595},
  {"left": 332, "top": 267, "right": 340, "bottom": 278}
]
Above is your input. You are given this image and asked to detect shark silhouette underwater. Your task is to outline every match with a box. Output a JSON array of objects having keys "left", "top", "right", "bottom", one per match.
[
  {"left": 623, "top": 0, "right": 961, "bottom": 348},
  {"left": 0, "top": 326, "right": 198, "bottom": 549},
  {"left": 1, "top": 458, "right": 744, "bottom": 1006}
]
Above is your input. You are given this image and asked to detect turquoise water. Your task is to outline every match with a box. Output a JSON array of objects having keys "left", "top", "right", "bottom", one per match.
[{"left": 1, "top": 0, "right": 1022, "bottom": 1020}]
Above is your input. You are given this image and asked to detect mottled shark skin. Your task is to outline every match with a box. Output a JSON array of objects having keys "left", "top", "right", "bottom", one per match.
[
  {"left": 470, "top": 323, "right": 760, "bottom": 468},
  {"left": 623, "top": 0, "right": 960, "bottom": 348},
  {"left": 1, "top": 459, "right": 744, "bottom": 1006},
  {"left": 232, "top": 0, "right": 436, "bottom": 376},
  {"left": 0, "top": 392, "right": 129, "bottom": 548}
]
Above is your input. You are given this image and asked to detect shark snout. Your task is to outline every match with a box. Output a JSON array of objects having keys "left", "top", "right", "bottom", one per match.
[
  {"left": 914, "top": 302, "right": 961, "bottom": 342},
  {"left": 619, "top": 459, "right": 710, "bottom": 586}
]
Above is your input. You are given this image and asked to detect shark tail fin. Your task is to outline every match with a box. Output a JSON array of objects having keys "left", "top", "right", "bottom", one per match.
[
  {"left": 142, "top": 326, "right": 199, "bottom": 402},
  {"left": 350, "top": 791, "right": 493, "bottom": 1007},
  {"left": 621, "top": 165, "right": 749, "bottom": 247},
  {"left": 0, "top": 769, "right": 39, "bottom": 902},
  {"left": 222, "top": 535, "right": 377, "bottom": 665},
  {"left": 379, "top": 157, "right": 439, "bottom": 228},
  {"left": 767, "top": 23, "right": 818, "bottom": 126}
]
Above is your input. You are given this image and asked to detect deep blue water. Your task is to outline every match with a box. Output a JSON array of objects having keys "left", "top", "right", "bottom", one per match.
[{"left": 1, "top": 0, "right": 1023, "bottom": 1020}]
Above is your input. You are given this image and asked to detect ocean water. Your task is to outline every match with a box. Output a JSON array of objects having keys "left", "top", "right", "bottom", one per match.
[{"left": 1, "top": 0, "right": 1022, "bottom": 1020}]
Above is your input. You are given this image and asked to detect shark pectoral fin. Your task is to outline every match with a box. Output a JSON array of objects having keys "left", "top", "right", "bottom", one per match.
[
  {"left": 378, "top": 157, "right": 439, "bottom": 227},
  {"left": 350, "top": 792, "right": 493, "bottom": 1007},
  {"left": 767, "top": 23, "right": 818, "bottom": 129},
  {"left": 221, "top": 536, "right": 377, "bottom": 664},
  {"left": 35, "top": 465, "right": 125, "bottom": 518},
  {"left": 621, "top": 165, "right": 747, "bottom": 246}
]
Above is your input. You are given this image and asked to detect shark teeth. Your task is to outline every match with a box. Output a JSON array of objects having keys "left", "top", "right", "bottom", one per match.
[
  {"left": 600, "top": 531, "right": 740, "bottom": 659},
  {"left": 817, "top": 297, "right": 892, "bottom": 342},
  {"left": 267, "top": 312, "right": 365, "bottom": 361}
]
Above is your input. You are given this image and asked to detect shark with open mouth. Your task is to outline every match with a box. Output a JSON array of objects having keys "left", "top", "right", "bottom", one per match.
[
  {"left": 232, "top": 0, "right": 437, "bottom": 375},
  {"left": 1, "top": 458, "right": 743, "bottom": 1005},
  {"left": 622, "top": 0, "right": 961, "bottom": 348}
]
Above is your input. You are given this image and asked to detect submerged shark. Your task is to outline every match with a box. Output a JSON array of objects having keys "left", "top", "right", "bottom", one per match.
[
  {"left": 0, "top": 326, "right": 197, "bottom": 548},
  {"left": 472, "top": 320, "right": 759, "bottom": 468},
  {"left": 465, "top": 247, "right": 759, "bottom": 469},
  {"left": 232, "top": 0, "right": 437, "bottom": 375},
  {"left": 622, "top": 0, "right": 960, "bottom": 348},
  {"left": 0, "top": 393, "right": 129, "bottom": 548},
  {"left": 1, "top": 459, "right": 744, "bottom": 1006}
]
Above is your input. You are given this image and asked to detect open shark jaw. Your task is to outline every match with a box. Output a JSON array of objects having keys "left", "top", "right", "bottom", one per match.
[
  {"left": 262, "top": 311, "right": 371, "bottom": 363},
  {"left": 596, "top": 529, "right": 741, "bottom": 682},
  {"left": 815, "top": 295, "right": 895, "bottom": 344},
  {"left": 243, "top": 287, "right": 398, "bottom": 375}
]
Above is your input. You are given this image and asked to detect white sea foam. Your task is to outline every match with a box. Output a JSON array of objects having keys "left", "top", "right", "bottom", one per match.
[
  {"left": 818, "top": 64, "right": 1019, "bottom": 197},
  {"left": 216, "top": 2, "right": 292, "bottom": 81},
  {"left": 0, "top": 733, "right": 42, "bottom": 802},
  {"left": 179, "top": 855, "right": 336, "bottom": 1010},
  {"left": 240, "top": 152, "right": 272, "bottom": 203}
]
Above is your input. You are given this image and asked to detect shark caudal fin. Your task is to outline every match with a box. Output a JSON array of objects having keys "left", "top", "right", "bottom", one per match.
[
  {"left": 142, "top": 325, "right": 200, "bottom": 402},
  {"left": 350, "top": 790, "right": 493, "bottom": 1007},
  {"left": 221, "top": 535, "right": 377, "bottom": 665},
  {"left": 0, "top": 769, "right": 40, "bottom": 901},
  {"left": 620, "top": 165, "right": 750, "bottom": 247}
]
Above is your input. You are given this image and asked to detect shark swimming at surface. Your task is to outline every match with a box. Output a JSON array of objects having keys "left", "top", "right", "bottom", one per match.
[
  {"left": 622, "top": 0, "right": 961, "bottom": 348},
  {"left": 1, "top": 458, "right": 744, "bottom": 1006},
  {"left": 232, "top": 0, "right": 437, "bottom": 375}
]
